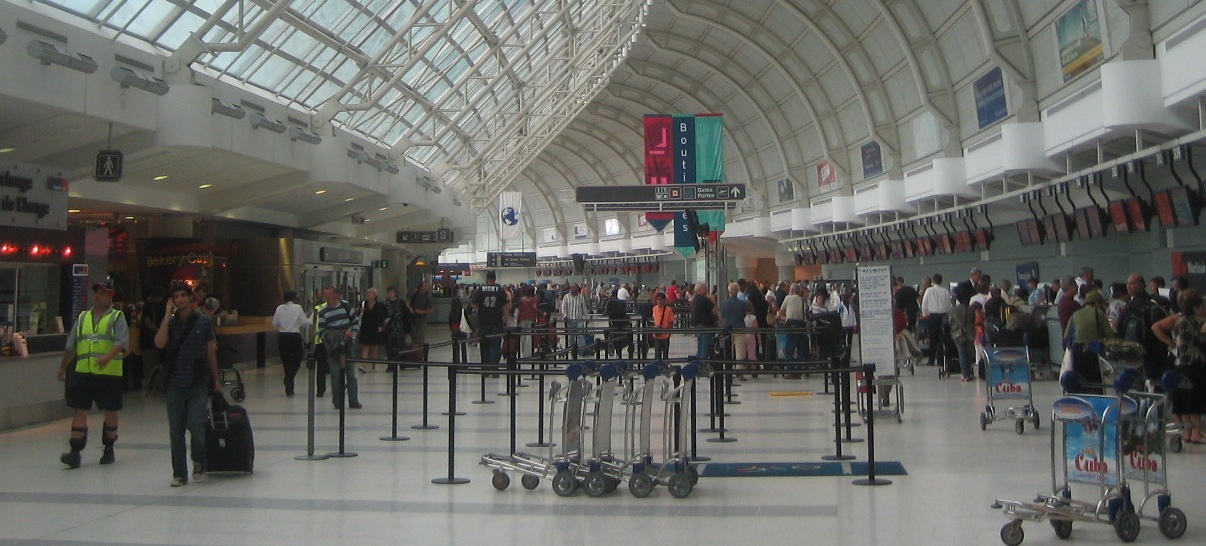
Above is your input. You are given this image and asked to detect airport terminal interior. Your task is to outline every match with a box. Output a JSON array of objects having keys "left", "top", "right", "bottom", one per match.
[{"left": 6, "top": 0, "right": 1206, "bottom": 544}]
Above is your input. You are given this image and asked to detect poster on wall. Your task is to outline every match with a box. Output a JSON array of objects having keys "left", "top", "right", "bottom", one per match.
[
  {"left": 777, "top": 178, "right": 796, "bottom": 203},
  {"left": 1056, "top": 0, "right": 1105, "bottom": 83},
  {"left": 816, "top": 162, "right": 838, "bottom": 193},
  {"left": 572, "top": 222, "right": 589, "bottom": 240},
  {"left": 1016, "top": 261, "right": 1040, "bottom": 289},
  {"left": 1171, "top": 252, "right": 1206, "bottom": 290},
  {"left": 861, "top": 141, "right": 883, "bottom": 179},
  {"left": 974, "top": 66, "right": 1008, "bottom": 129}
]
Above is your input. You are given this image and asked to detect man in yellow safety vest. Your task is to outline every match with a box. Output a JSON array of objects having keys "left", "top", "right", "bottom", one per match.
[{"left": 56, "top": 282, "right": 128, "bottom": 468}]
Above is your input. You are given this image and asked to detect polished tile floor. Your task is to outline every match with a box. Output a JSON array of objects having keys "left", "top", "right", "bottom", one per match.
[{"left": 2, "top": 333, "right": 1204, "bottom": 545}]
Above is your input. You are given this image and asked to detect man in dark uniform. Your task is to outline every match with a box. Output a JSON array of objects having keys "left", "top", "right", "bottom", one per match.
[{"left": 471, "top": 271, "right": 509, "bottom": 364}]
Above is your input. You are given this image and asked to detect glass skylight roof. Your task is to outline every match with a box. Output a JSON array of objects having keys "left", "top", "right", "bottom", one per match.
[{"left": 36, "top": 0, "right": 649, "bottom": 204}]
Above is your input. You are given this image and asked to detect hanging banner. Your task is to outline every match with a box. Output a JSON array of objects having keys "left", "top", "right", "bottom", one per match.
[
  {"left": 694, "top": 113, "right": 726, "bottom": 236},
  {"left": 644, "top": 114, "right": 675, "bottom": 231},
  {"left": 861, "top": 141, "right": 883, "bottom": 179},
  {"left": 817, "top": 161, "right": 838, "bottom": 193},
  {"left": 674, "top": 211, "right": 696, "bottom": 258},
  {"left": 498, "top": 191, "right": 523, "bottom": 240},
  {"left": 1056, "top": 0, "right": 1104, "bottom": 83}
]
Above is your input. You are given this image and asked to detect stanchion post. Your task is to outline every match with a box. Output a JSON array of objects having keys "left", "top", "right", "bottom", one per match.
[
  {"left": 689, "top": 367, "right": 710, "bottom": 462},
  {"left": 853, "top": 363, "right": 891, "bottom": 486},
  {"left": 432, "top": 365, "right": 470, "bottom": 485},
  {"left": 526, "top": 369, "right": 551, "bottom": 448},
  {"left": 822, "top": 356, "right": 855, "bottom": 461},
  {"left": 327, "top": 382, "right": 358, "bottom": 458},
  {"left": 380, "top": 359, "right": 409, "bottom": 441},
  {"left": 295, "top": 351, "right": 329, "bottom": 461}
]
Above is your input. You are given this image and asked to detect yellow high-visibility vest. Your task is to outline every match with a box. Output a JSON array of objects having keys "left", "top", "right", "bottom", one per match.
[{"left": 74, "top": 309, "right": 124, "bottom": 376}]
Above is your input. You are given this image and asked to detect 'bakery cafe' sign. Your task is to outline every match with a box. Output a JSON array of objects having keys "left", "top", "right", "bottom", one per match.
[{"left": 0, "top": 163, "right": 69, "bottom": 230}]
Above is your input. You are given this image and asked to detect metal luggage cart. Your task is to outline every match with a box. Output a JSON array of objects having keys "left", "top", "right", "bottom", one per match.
[
  {"left": 480, "top": 361, "right": 596, "bottom": 492},
  {"left": 992, "top": 372, "right": 1188, "bottom": 545},
  {"left": 635, "top": 360, "right": 704, "bottom": 499},
  {"left": 857, "top": 364, "right": 904, "bottom": 424},
  {"left": 577, "top": 361, "right": 628, "bottom": 497},
  {"left": 622, "top": 361, "right": 672, "bottom": 497},
  {"left": 979, "top": 347, "right": 1040, "bottom": 434}
]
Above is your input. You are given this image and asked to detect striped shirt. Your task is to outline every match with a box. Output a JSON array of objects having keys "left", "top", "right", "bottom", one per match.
[
  {"left": 317, "top": 300, "right": 359, "bottom": 339},
  {"left": 561, "top": 293, "right": 588, "bottom": 321}
]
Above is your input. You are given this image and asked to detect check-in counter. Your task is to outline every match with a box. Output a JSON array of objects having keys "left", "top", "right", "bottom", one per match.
[
  {"left": 1, "top": 334, "right": 72, "bottom": 430},
  {"left": 214, "top": 316, "right": 279, "bottom": 369}
]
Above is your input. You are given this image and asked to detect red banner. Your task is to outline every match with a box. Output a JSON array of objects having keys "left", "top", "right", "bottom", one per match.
[{"left": 644, "top": 115, "right": 674, "bottom": 227}]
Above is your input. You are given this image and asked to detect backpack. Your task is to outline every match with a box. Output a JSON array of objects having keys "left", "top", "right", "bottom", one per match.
[{"left": 1121, "top": 299, "right": 1166, "bottom": 345}]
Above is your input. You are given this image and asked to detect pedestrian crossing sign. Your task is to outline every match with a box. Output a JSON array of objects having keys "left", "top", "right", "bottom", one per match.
[{"left": 95, "top": 150, "right": 123, "bottom": 182}]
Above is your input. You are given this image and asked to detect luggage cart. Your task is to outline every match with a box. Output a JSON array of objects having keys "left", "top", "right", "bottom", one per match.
[
  {"left": 637, "top": 360, "right": 703, "bottom": 499},
  {"left": 579, "top": 361, "right": 627, "bottom": 497},
  {"left": 480, "top": 361, "right": 595, "bottom": 493},
  {"left": 992, "top": 370, "right": 1188, "bottom": 544},
  {"left": 858, "top": 364, "right": 904, "bottom": 424},
  {"left": 623, "top": 361, "right": 672, "bottom": 497},
  {"left": 979, "top": 347, "right": 1040, "bottom": 434}
]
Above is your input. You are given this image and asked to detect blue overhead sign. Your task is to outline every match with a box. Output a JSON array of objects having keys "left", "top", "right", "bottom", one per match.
[{"left": 974, "top": 67, "right": 1008, "bottom": 129}]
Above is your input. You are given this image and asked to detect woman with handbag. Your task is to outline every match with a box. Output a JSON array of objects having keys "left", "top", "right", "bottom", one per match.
[
  {"left": 1168, "top": 289, "right": 1206, "bottom": 443},
  {"left": 946, "top": 286, "right": 975, "bottom": 382}
]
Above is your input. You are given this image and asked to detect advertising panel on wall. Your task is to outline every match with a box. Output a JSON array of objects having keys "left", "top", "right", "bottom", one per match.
[
  {"left": 817, "top": 161, "right": 838, "bottom": 193},
  {"left": 861, "top": 141, "right": 883, "bottom": 179},
  {"left": 973, "top": 66, "right": 1008, "bottom": 128},
  {"left": 1056, "top": 0, "right": 1105, "bottom": 82},
  {"left": 0, "top": 164, "right": 69, "bottom": 231}
]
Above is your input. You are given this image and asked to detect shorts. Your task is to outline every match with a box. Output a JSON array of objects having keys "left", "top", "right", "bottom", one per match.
[{"left": 65, "top": 372, "right": 124, "bottom": 411}]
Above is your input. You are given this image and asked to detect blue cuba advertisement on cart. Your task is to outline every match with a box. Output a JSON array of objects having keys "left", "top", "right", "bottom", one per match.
[
  {"left": 1054, "top": 396, "right": 1137, "bottom": 486},
  {"left": 985, "top": 348, "right": 1031, "bottom": 400}
]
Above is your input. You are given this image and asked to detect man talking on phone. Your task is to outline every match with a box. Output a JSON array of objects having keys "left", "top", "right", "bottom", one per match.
[{"left": 154, "top": 283, "right": 221, "bottom": 487}]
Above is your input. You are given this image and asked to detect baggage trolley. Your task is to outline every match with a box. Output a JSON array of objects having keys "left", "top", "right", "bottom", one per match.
[
  {"left": 979, "top": 347, "right": 1040, "bottom": 434},
  {"left": 992, "top": 370, "right": 1188, "bottom": 544},
  {"left": 637, "top": 360, "right": 704, "bottom": 499},
  {"left": 857, "top": 364, "right": 904, "bottom": 423},
  {"left": 480, "top": 361, "right": 596, "bottom": 492},
  {"left": 578, "top": 361, "right": 628, "bottom": 497},
  {"left": 623, "top": 361, "right": 673, "bottom": 497}
]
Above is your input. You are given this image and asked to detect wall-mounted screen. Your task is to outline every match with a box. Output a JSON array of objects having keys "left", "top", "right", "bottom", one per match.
[
  {"left": 935, "top": 234, "right": 953, "bottom": 254},
  {"left": 890, "top": 240, "right": 904, "bottom": 259},
  {"left": 954, "top": 232, "right": 973, "bottom": 253},
  {"left": 1155, "top": 190, "right": 1177, "bottom": 228},
  {"left": 1048, "top": 214, "right": 1072, "bottom": 243},
  {"left": 845, "top": 248, "right": 859, "bottom": 262},
  {"left": 1017, "top": 221, "right": 1032, "bottom": 246}
]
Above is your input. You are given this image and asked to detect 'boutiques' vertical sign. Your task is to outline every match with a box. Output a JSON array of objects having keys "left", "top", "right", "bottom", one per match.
[{"left": 0, "top": 162, "right": 69, "bottom": 230}]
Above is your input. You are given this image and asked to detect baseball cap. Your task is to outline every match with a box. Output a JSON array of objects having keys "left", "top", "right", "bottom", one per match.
[{"left": 91, "top": 282, "right": 114, "bottom": 294}]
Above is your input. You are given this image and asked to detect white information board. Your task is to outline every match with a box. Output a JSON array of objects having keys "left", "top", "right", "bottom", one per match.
[{"left": 857, "top": 265, "right": 894, "bottom": 373}]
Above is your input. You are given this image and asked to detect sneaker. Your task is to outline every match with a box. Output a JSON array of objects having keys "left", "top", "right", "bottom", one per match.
[
  {"left": 60, "top": 451, "right": 81, "bottom": 469},
  {"left": 349, "top": 402, "right": 363, "bottom": 409},
  {"left": 192, "top": 464, "right": 205, "bottom": 483},
  {"left": 170, "top": 476, "right": 187, "bottom": 487}
]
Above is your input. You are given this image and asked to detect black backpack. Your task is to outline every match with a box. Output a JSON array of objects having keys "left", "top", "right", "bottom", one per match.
[{"left": 1121, "top": 298, "right": 1166, "bottom": 345}]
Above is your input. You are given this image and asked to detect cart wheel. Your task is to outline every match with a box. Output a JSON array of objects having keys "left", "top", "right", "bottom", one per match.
[
  {"left": 604, "top": 477, "right": 620, "bottom": 493},
  {"left": 520, "top": 474, "right": 540, "bottom": 490},
  {"left": 1050, "top": 519, "right": 1072, "bottom": 539},
  {"left": 629, "top": 473, "right": 655, "bottom": 498},
  {"left": 1158, "top": 507, "right": 1187, "bottom": 539},
  {"left": 231, "top": 387, "right": 246, "bottom": 402},
  {"left": 1031, "top": 413, "right": 1040, "bottom": 430},
  {"left": 490, "top": 471, "right": 510, "bottom": 490},
  {"left": 551, "top": 471, "right": 578, "bottom": 497},
  {"left": 583, "top": 472, "right": 609, "bottom": 498},
  {"left": 686, "top": 465, "right": 699, "bottom": 485},
  {"left": 667, "top": 472, "right": 694, "bottom": 499},
  {"left": 1000, "top": 520, "right": 1024, "bottom": 546},
  {"left": 1015, "top": 420, "right": 1025, "bottom": 435},
  {"left": 980, "top": 412, "right": 989, "bottom": 431},
  {"left": 1169, "top": 435, "right": 1183, "bottom": 453},
  {"left": 1114, "top": 510, "right": 1140, "bottom": 542}
]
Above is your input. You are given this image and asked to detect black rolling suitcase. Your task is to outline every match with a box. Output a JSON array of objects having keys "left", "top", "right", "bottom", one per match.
[{"left": 206, "top": 391, "right": 254, "bottom": 473}]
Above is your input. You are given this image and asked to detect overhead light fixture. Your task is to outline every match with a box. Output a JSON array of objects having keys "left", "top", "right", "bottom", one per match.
[
  {"left": 26, "top": 39, "right": 97, "bottom": 74},
  {"left": 211, "top": 98, "right": 245, "bottom": 119},
  {"left": 314, "top": 189, "right": 327, "bottom": 195},
  {"left": 344, "top": 197, "right": 354, "bottom": 202},
  {"left": 110, "top": 65, "right": 168, "bottom": 95},
  {"left": 68, "top": 209, "right": 81, "bottom": 213},
  {"left": 382, "top": 162, "right": 400, "bottom": 174},
  {"left": 453, "top": 199, "right": 462, "bottom": 207},
  {"left": 249, "top": 111, "right": 286, "bottom": 134},
  {"left": 0, "top": 148, "right": 14, "bottom": 154},
  {"left": 378, "top": 206, "right": 388, "bottom": 211},
  {"left": 153, "top": 175, "right": 169, "bottom": 181},
  {"left": 198, "top": 183, "right": 212, "bottom": 189},
  {"left": 124, "top": 216, "right": 135, "bottom": 220},
  {"left": 287, "top": 126, "right": 322, "bottom": 145},
  {"left": 429, "top": 185, "right": 442, "bottom": 194}
]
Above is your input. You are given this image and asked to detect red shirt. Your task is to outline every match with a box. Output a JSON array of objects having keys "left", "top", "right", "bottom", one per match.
[{"left": 667, "top": 285, "right": 679, "bottom": 303}]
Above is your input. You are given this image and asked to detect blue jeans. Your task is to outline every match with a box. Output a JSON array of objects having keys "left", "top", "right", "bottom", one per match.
[
  {"left": 955, "top": 340, "right": 975, "bottom": 379},
  {"left": 328, "top": 346, "right": 359, "bottom": 408},
  {"left": 783, "top": 320, "right": 809, "bottom": 361},
  {"left": 696, "top": 333, "right": 715, "bottom": 361},
  {"left": 565, "top": 319, "right": 590, "bottom": 351},
  {"left": 166, "top": 382, "right": 209, "bottom": 480}
]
